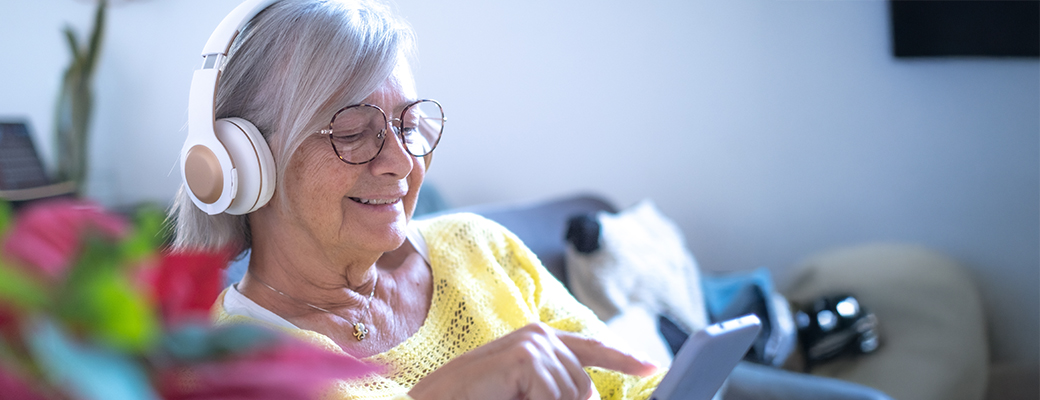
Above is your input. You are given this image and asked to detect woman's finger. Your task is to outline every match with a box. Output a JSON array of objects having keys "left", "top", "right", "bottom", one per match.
[
  {"left": 544, "top": 330, "right": 594, "bottom": 399},
  {"left": 409, "top": 323, "right": 629, "bottom": 400},
  {"left": 556, "top": 331, "right": 660, "bottom": 377},
  {"left": 526, "top": 360, "right": 567, "bottom": 400},
  {"left": 517, "top": 325, "right": 587, "bottom": 400}
]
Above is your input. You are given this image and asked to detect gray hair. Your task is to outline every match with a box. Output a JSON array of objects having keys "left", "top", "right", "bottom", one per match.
[{"left": 170, "top": 0, "right": 416, "bottom": 253}]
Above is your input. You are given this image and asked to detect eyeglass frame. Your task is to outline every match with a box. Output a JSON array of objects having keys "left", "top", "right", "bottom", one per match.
[{"left": 316, "top": 99, "right": 445, "bottom": 165}]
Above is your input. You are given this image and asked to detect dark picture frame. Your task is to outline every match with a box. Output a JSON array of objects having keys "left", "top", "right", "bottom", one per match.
[{"left": 890, "top": 0, "right": 1040, "bottom": 57}]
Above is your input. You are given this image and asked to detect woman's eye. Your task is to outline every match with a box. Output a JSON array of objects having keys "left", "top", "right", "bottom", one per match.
[
  {"left": 332, "top": 130, "right": 367, "bottom": 144},
  {"left": 400, "top": 126, "right": 419, "bottom": 137}
]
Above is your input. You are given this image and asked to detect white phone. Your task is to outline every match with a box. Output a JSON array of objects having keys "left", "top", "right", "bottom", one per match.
[{"left": 650, "top": 314, "right": 762, "bottom": 400}]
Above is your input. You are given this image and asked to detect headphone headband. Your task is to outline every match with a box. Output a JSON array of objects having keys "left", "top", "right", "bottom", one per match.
[{"left": 202, "top": 0, "right": 280, "bottom": 58}]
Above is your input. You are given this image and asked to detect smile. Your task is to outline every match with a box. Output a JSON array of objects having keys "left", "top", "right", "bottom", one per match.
[{"left": 349, "top": 197, "right": 400, "bottom": 205}]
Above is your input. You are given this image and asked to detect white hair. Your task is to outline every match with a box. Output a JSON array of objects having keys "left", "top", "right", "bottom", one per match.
[{"left": 170, "top": 0, "right": 416, "bottom": 252}]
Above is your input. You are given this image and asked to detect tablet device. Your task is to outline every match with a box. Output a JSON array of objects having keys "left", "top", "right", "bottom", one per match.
[{"left": 650, "top": 314, "right": 762, "bottom": 400}]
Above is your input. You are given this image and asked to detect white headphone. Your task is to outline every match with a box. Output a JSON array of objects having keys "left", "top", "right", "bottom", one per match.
[{"left": 181, "top": 0, "right": 279, "bottom": 215}]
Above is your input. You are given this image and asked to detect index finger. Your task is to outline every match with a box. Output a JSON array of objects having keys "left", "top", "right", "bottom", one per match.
[{"left": 556, "top": 331, "right": 660, "bottom": 377}]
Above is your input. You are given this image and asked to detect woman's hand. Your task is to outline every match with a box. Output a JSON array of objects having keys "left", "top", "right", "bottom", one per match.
[{"left": 408, "top": 323, "right": 658, "bottom": 400}]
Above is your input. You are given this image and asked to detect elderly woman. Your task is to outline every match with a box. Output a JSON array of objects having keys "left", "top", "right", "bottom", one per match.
[{"left": 171, "top": 0, "right": 661, "bottom": 399}]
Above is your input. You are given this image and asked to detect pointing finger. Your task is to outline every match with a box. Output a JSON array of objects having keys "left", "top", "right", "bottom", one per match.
[{"left": 556, "top": 331, "right": 660, "bottom": 377}]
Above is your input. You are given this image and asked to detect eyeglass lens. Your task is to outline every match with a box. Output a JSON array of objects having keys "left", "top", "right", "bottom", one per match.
[{"left": 328, "top": 100, "right": 443, "bottom": 164}]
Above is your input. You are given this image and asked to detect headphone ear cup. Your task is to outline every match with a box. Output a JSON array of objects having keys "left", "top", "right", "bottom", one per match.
[{"left": 216, "top": 117, "right": 276, "bottom": 215}]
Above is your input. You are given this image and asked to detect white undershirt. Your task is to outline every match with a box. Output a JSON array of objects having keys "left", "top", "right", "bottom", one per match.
[{"left": 223, "top": 225, "right": 430, "bottom": 329}]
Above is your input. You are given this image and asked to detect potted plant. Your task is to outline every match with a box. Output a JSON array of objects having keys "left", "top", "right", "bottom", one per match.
[{"left": 53, "top": 0, "right": 106, "bottom": 195}]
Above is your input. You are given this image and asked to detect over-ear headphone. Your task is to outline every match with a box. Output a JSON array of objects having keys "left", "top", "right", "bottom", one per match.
[
  {"left": 181, "top": 0, "right": 279, "bottom": 215},
  {"left": 183, "top": 0, "right": 434, "bottom": 215}
]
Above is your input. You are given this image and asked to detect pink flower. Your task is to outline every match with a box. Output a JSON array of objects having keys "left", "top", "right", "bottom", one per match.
[
  {"left": 0, "top": 364, "right": 49, "bottom": 400},
  {"left": 2, "top": 199, "right": 127, "bottom": 280},
  {"left": 157, "top": 335, "right": 381, "bottom": 400},
  {"left": 0, "top": 304, "right": 19, "bottom": 341}
]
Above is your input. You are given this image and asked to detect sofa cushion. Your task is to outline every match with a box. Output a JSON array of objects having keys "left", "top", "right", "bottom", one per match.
[{"left": 784, "top": 243, "right": 988, "bottom": 400}]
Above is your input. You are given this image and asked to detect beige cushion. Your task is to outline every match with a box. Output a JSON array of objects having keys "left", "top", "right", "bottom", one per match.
[{"left": 784, "top": 243, "right": 988, "bottom": 400}]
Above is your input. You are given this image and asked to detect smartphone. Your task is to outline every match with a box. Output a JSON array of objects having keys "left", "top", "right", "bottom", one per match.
[{"left": 650, "top": 314, "right": 762, "bottom": 400}]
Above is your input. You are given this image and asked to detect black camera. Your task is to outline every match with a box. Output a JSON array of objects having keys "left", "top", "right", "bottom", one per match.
[{"left": 794, "top": 294, "right": 880, "bottom": 370}]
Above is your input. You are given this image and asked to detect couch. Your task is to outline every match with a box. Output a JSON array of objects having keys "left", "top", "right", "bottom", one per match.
[
  {"left": 444, "top": 192, "right": 993, "bottom": 400},
  {"left": 439, "top": 193, "right": 899, "bottom": 400}
]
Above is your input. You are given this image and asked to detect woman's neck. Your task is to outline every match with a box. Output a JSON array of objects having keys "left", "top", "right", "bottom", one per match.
[
  {"left": 239, "top": 236, "right": 433, "bottom": 357},
  {"left": 242, "top": 243, "right": 380, "bottom": 313}
]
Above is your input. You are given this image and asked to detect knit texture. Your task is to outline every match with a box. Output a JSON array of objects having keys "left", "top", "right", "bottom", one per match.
[{"left": 213, "top": 213, "right": 664, "bottom": 399}]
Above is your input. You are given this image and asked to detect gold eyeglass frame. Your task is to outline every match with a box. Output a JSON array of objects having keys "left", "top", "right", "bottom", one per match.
[{"left": 317, "top": 99, "right": 445, "bottom": 165}]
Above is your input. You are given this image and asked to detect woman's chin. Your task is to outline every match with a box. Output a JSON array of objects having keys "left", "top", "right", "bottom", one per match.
[{"left": 342, "top": 201, "right": 409, "bottom": 247}]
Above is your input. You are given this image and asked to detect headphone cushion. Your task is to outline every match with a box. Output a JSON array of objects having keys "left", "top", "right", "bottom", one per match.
[{"left": 216, "top": 117, "right": 276, "bottom": 214}]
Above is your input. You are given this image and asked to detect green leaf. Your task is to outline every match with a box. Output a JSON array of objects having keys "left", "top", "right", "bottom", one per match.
[
  {"left": 62, "top": 27, "right": 82, "bottom": 63},
  {"left": 84, "top": 0, "right": 106, "bottom": 76},
  {"left": 0, "top": 200, "right": 12, "bottom": 233},
  {"left": 119, "top": 204, "right": 167, "bottom": 263},
  {"left": 86, "top": 272, "right": 160, "bottom": 353},
  {"left": 0, "top": 260, "right": 50, "bottom": 311},
  {"left": 56, "top": 241, "right": 159, "bottom": 354},
  {"left": 162, "top": 323, "right": 278, "bottom": 362}
]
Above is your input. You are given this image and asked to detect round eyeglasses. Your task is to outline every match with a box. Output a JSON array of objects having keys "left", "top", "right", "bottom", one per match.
[{"left": 317, "top": 99, "right": 445, "bottom": 165}]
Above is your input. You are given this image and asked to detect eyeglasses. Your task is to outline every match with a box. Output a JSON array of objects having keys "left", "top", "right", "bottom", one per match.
[{"left": 317, "top": 99, "right": 445, "bottom": 165}]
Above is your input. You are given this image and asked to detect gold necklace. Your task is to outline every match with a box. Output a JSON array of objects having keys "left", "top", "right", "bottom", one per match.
[{"left": 252, "top": 272, "right": 378, "bottom": 341}]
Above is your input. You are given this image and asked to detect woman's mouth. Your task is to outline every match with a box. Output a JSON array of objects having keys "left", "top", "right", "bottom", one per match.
[{"left": 349, "top": 197, "right": 400, "bottom": 205}]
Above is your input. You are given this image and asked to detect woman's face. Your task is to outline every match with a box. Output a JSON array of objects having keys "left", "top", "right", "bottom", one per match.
[{"left": 271, "top": 64, "right": 425, "bottom": 259}]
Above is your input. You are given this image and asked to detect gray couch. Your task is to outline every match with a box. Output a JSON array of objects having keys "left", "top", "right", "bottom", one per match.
[{"left": 445, "top": 193, "right": 894, "bottom": 400}]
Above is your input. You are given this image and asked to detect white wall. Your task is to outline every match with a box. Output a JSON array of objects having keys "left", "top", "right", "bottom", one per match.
[{"left": 1, "top": 0, "right": 1036, "bottom": 365}]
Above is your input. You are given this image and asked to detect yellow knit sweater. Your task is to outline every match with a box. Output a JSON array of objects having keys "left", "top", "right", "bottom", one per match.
[{"left": 213, "top": 213, "right": 664, "bottom": 399}]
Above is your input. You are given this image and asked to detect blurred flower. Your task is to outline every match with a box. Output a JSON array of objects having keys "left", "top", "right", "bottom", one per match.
[
  {"left": 0, "top": 364, "right": 50, "bottom": 400},
  {"left": 145, "top": 250, "right": 231, "bottom": 327},
  {"left": 0, "top": 200, "right": 381, "bottom": 400},
  {"left": 157, "top": 328, "right": 380, "bottom": 400},
  {"left": 26, "top": 318, "right": 160, "bottom": 400},
  {"left": 54, "top": 238, "right": 161, "bottom": 353},
  {"left": 2, "top": 199, "right": 126, "bottom": 280}
]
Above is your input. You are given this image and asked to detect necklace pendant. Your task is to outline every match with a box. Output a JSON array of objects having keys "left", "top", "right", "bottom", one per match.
[{"left": 353, "top": 322, "right": 368, "bottom": 341}]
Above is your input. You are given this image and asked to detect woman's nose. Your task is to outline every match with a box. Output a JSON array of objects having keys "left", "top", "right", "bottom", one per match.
[{"left": 369, "top": 123, "right": 413, "bottom": 176}]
